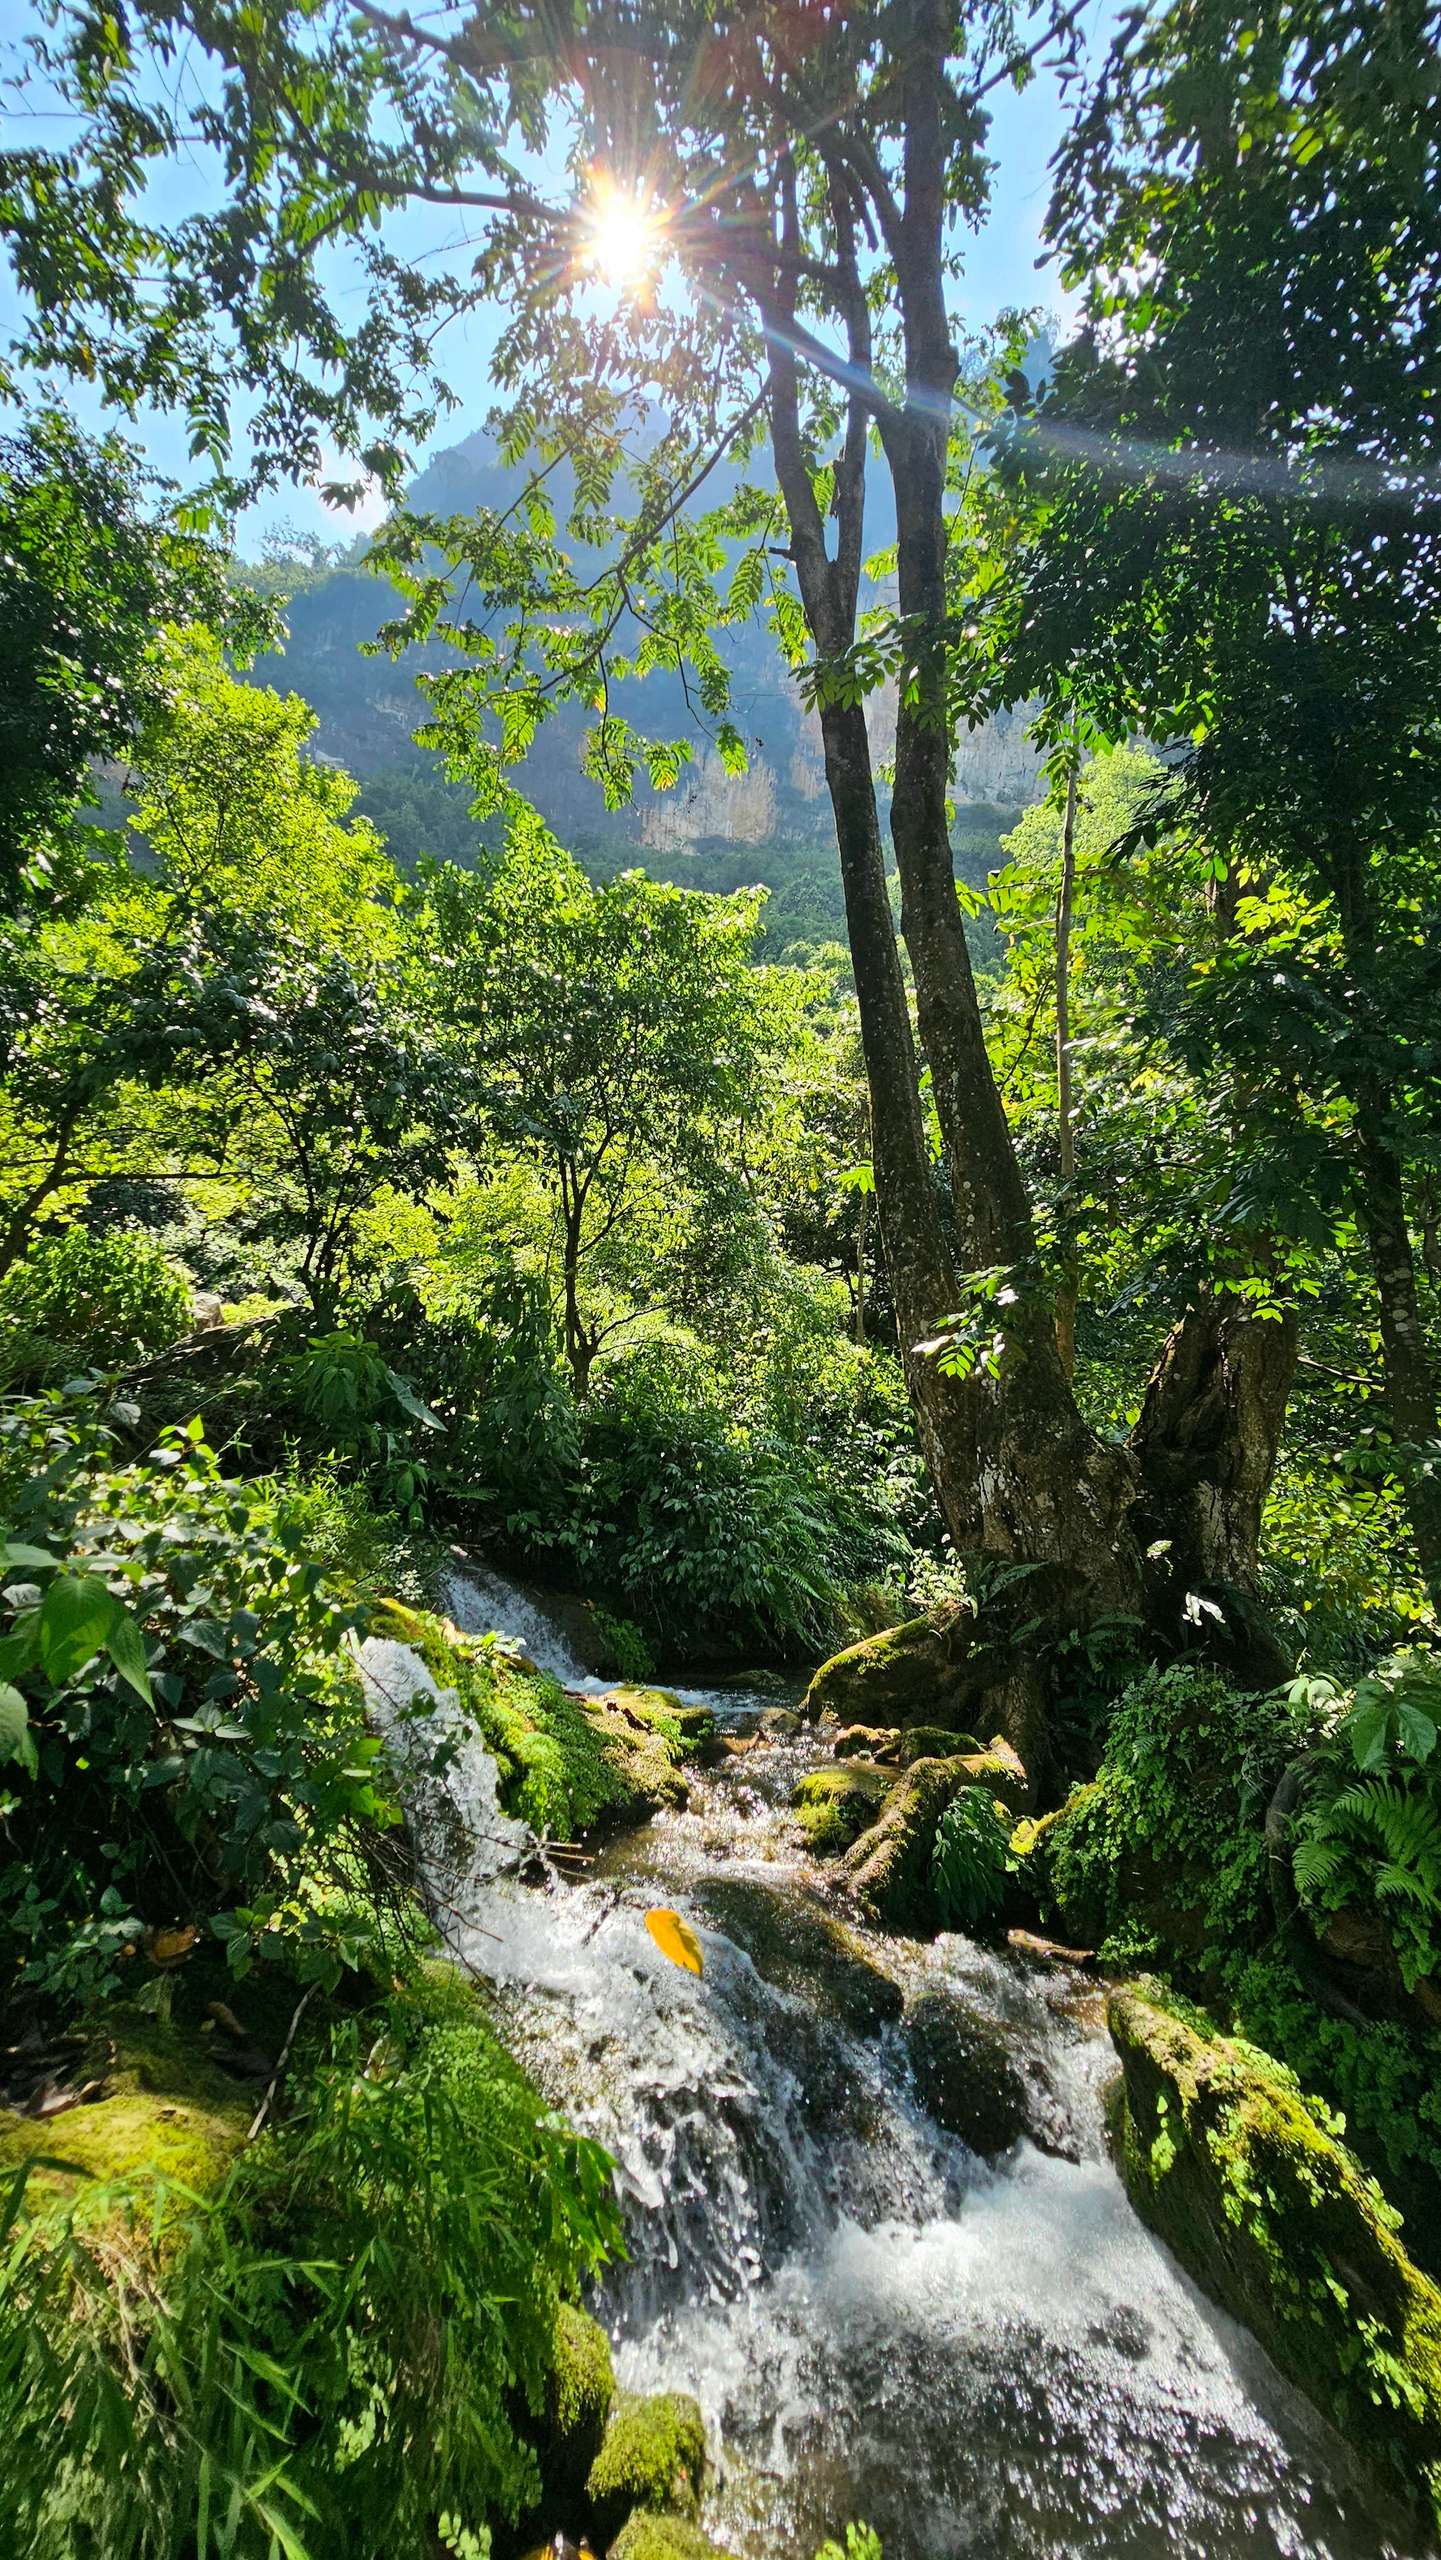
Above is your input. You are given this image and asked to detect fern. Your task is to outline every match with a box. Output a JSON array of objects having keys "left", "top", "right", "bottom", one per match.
[{"left": 1294, "top": 1770, "right": 1441, "bottom": 1991}]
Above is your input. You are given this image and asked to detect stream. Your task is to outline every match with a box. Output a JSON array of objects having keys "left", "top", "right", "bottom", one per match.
[{"left": 360, "top": 1567, "right": 1432, "bottom": 2560}]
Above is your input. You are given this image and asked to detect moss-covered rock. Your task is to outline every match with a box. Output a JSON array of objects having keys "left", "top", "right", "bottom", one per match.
[
  {"left": 542, "top": 2303, "right": 615, "bottom": 2509},
  {"left": 594, "top": 1687, "right": 716, "bottom": 1758},
  {"left": 801, "top": 1607, "right": 976, "bottom": 1730},
  {"left": 578, "top": 1688, "right": 691, "bottom": 1820},
  {"left": 790, "top": 1761, "right": 892, "bottom": 1856},
  {"left": 697, "top": 1875, "right": 904, "bottom": 2037},
  {"left": 834, "top": 1723, "right": 900, "bottom": 1760},
  {"left": 586, "top": 2391, "right": 707, "bottom": 2544},
  {"left": 608, "top": 2516, "right": 742, "bottom": 2560},
  {"left": 0, "top": 2018, "right": 249, "bottom": 2214},
  {"left": 895, "top": 1725, "right": 982, "bottom": 1766},
  {"left": 944, "top": 1745, "right": 1026, "bottom": 1811},
  {"left": 838, "top": 1757, "right": 976, "bottom": 1928},
  {"left": 1108, "top": 1985, "right": 1441, "bottom": 2529}
]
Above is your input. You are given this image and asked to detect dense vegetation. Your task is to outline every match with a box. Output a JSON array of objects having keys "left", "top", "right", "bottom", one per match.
[{"left": 1, "top": 0, "right": 1439, "bottom": 2547}]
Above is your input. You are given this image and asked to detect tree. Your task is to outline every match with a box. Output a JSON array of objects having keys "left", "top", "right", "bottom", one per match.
[
  {"left": 0, "top": 410, "right": 268, "bottom": 897},
  {"left": 427, "top": 822, "right": 772, "bottom": 1393},
  {"left": 975, "top": 0, "right": 1441, "bottom": 1605}
]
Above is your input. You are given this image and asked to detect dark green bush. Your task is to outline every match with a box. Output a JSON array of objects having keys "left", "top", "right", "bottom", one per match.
[
  {"left": 1038, "top": 1661, "right": 1307, "bottom": 1965},
  {"left": 929, "top": 1786, "right": 1012, "bottom": 1931},
  {"left": 0, "top": 1398, "right": 404, "bottom": 2009},
  {"left": 0, "top": 1229, "right": 190, "bottom": 1388}
]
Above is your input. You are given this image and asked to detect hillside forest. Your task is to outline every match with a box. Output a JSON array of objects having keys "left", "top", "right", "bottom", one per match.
[{"left": 2, "top": 1, "right": 1441, "bottom": 2556}]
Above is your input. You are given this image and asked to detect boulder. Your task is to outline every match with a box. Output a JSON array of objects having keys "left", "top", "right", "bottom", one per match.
[
  {"left": 903, "top": 1988, "right": 1077, "bottom": 2161},
  {"left": 789, "top": 1762, "right": 892, "bottom": 1856},
  {"left": 697, "top": 1874, "right": 904, "bottom": 2037},
  {"left": 834, "top": 1724, "right": 900, "bottom": 1760},
  {"left": 801, "top": 1607, "right": 976, "bottom": 1730},
  {"left": 608, "top": 2519, "right": 742, "bottom": 2560},
  {"left": 586, "top": 2391, "right": 707, "bottom": 2546},
  {"left": 756, "top": 1705, "right": 802, "bottom": 1739},
  {"left": 947, "top": 1743, "right": 1026, "bottom": 1810},
  {"left": 895, "top": 1725, "right": 982, "bottom": 1767},
  {"left": 1108, "top": 1985, "right": 1441, "bottom": 2532},
  {"left": 581, "top": 1693, "right": 691, "bottom": 1820},
  {"left": 838, "top": 1757, "right": 977, "bottom": 1929}
]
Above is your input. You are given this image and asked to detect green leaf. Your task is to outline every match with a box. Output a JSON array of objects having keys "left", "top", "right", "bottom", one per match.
[
  {"left": 0, "top": 1683, "right": 36, "bottom": 1777},
  {"left": 106, "top": 1606, "right": 155, "bottom": 1707},
  {"left": 37, "top": 1573, "right": 118, "bottom": 1684},
  {"left": 0, "top": 1542, "right": 58, "bottom": 1572}
]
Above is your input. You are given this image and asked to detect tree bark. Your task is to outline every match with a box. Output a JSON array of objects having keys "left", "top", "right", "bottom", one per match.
[
  {"left": 1130, "top": 1289, "right": 1300, "bottom": 1680},
  {"left": 1054, "top": 760, "right": 1079, "bottom": 1378},
  {"left": 1356, "top": 1129, "right": 1441, "bottom": 1609}
]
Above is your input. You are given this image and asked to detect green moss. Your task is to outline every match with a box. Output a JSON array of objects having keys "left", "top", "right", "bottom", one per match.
[
  {"left": 801, "top": 1607, "right": 974, "bottom": 1730},
  {"left": 608, "top": 2516, "right": 742, "bottom": 2560},
  {"left": 790, "top": 1762, "right": 891, "bottom": 1856},
  {"left": 896, "top": 1725, "right": 983, "bottom": 1765},
  {"left": 839, "top": 1757, "right": 976, "bottom": 1929},
  {"left": 0, "top": 2018, "right": 249, "bottom": 2215},
  {"left": 542, "top": 2302, "right": 615, "bottom": 2508},
  {"left": 586, "top": 2390, "right": 707, "bottom": 2541},
  {"left": 1108, "top": 1985, "right": 1441, "bottom": 2530}
]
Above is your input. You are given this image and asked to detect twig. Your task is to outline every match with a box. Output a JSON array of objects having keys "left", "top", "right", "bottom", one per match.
[{"left": 248, "top": 1985, "right": 317, "bottom": 2142}]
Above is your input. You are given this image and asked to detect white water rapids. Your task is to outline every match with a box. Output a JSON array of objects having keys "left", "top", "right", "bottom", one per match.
[{"left": 358, "top": 1568, "right": 1433, "bottom": 2560}]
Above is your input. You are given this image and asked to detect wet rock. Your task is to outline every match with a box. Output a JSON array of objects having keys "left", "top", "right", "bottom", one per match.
[
  {"left": 608, "top": 2518, "right": 742, "bottom": 2560},
  {"left": 581, "top": 1694, "right": 691, "bottom": 1820},
  {"left": 834, "top": 1723, "right": 900, "bottom": 1760},
  {"left": 543, "top": 2304, "right": 615, "bottom": 2510},
  {"left": 790, "top": 1761, "right": 892, "bottom": 1856},
  {"left": 697, "top": 1874, "right": 904, "bottom": 2037},
  {"left": 757, "top": 1705, "right": 802, "bottom": 1739},
  {"left": 1108, "top": 1984, "right": 1441, "bottom": 2532},
  {"left": 838, "top": 1758, "right": 976, "bottom": 1929},
  {"left": 586, "top": 2391, "right": 707, "bottom": 2545},
  {"left": 903, "top": 1987, "right": 1077, "bottom": 2161},
  {"left": 895, "top": 1725, "right": 982, "bottom": 1766}
]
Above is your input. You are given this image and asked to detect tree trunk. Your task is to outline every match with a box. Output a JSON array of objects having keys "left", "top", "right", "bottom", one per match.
[
  {"left": 1357, "top": 1130, "right": 1441, "bottom": 1609},
  {"left": 1054, "top": 761, "right": 1079, "bottom": 1378},
  {"left": 1130, "top": 1289, "right": 1300, "bottom": 1681}
]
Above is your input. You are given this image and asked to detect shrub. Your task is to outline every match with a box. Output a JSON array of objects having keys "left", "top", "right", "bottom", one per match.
[
  {"left": 0, "top": 2002, "right": 622, "bottom": 2559},
  {"left": 0, "top": 1398, "right": 404, "bottom": 2009},
  {"left": 1290, "top": 1648, "right": 1441, "bottom": 1993},
  {"left": 1038, "top": 1662, "right": 1306, "bottom": 1964},
  {"left": 0, "top": 1230, "right": 191, "bottom": 1388}
]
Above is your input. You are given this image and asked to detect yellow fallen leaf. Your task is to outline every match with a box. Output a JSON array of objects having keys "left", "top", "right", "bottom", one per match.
[
  {"left": 645, "top": 1906, "right": 704, "bottom": 1976},
  {"left": 146, "top": 1924, "right": 198, "bottom": 1966}
]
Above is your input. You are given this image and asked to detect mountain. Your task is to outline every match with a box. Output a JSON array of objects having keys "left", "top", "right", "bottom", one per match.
[{"left": 247, "top": 426, "right": 1042, "bottom": 921}]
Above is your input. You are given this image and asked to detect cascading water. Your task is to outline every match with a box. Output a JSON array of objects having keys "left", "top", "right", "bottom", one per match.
[{"left": 358, "top": 1569, "right": 1433, "bottom": 2560}]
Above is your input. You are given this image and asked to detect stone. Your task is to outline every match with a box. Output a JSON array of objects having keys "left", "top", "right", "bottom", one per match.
[
  {"left": 586, "top": 2391, "right": 707, "bottom": 2545},
  {"left": 838, "top": 1757, "right": 977, "bottom": 1928},
  {"left": 833, "top": 1724, "right": 900, "bottom": 1759},
  {"left": 697, "top": 1875, "right": 904, "bottom": 2037},
  {"left": 903, "top": 1988, "right": 1076, "bottom": 2160},
  {"left": 789, "top": 1761, "right": 892, "bottom": 1856},
  {"left": 608, "top": 2518, "right": 742, "bottom": 2560},
  {"left": 1108, "top": 1985, "right": 1441, "bottom": 2533},
  {"left": 801, "top": 1607, "right": 976, "bottom": 1730},
  {"left": 895, "top": 1725, "right": 982, "bottom": 1766},
  {"left": 756, "top": 1706, "right": 802, "bottom": 1738}
]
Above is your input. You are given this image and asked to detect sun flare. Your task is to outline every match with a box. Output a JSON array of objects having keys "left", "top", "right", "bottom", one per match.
[{"left": 584, "top": 183, "right": 660, "bottom": 290}]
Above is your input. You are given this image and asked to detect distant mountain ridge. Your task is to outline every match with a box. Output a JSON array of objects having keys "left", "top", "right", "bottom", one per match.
[{"left": 253, "top": 426, "right": 1043, "bottom": 872}]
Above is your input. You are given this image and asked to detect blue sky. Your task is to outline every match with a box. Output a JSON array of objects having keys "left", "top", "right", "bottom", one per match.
[{"left": 0, "top": 10, "right": 1099, "bottom": 552}]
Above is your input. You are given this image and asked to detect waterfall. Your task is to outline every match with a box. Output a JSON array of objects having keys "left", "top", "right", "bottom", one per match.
[{"left": 358, "top": 1563, "right": 1421, "bottom": 2560}]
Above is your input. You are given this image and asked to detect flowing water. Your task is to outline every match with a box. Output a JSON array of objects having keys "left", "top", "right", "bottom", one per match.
[{"left": 359, "top": 1570, "right": 1435, "bottom": 2560}]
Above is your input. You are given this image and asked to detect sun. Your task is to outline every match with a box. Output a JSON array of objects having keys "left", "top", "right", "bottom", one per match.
[{"left": 583, "top": 182, "right": 660, "bottom": 292}]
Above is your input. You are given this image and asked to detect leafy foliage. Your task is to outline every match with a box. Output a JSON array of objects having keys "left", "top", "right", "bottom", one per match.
[
  {"left": 0, "top": 1402, "right": 401, "bottom": 2007},
  {"left": 929, "top": 1787, "right": 1011, "bottom": 1933},
  {"left": 1291, "top": 1649, "right": 1441, "bottom": 1990},
  {"left": 0, "top": 1998, "right": 621, "bottom": 2560},
  {"left": 0, "top": 1229, "right": 191, "bottom": 1389}
]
